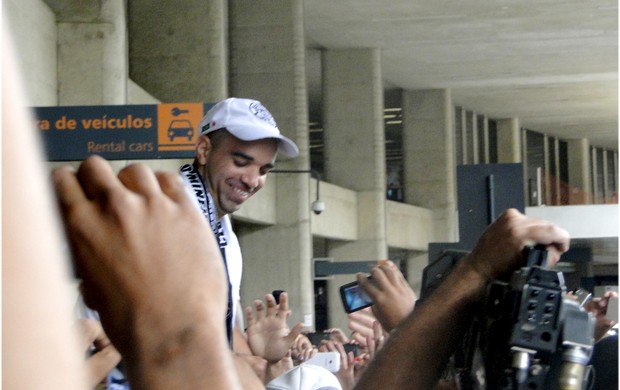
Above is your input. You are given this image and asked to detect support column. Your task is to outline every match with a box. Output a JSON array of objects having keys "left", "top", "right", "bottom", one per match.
[
  {"left": 57, "top": 0, "right": 127, "bottom": 105},
  {"left": 402, "top": 89, "right": 457, "bottom": 244},
  {"left": 496, "top": 118, "right": 522, "bottom": 163},
  {"left": 480, "top": 114, "right": 490, "bottom": 164},
  {"left": 592, "top": 147, "right": 600, "bottom": 202},
  {"left": 553, "top": 137, "right": 562, "bottom": 204},
  {"left": 543, "top": 135, "right": 552, "bottom": 205},
  {"left": 458, "top": 107, "right": 467, "bottom": 164},
  {"left": 567, "top": 138, "right": 592, "bottom": 204},
  {"left": 602, "top": 149, "right": 609, "bottom": 201},
  {"left": 322, "top": 48, "right": 387, "bottom": 330},
  {"left": 229, "top": 0, "right": 312, "bottom": 328},
  {"left": 468, "top": 111, "right": 478, "bottom": 164},
  {"left": 128, "top": 0, "right": 227, "bottom": 102}
]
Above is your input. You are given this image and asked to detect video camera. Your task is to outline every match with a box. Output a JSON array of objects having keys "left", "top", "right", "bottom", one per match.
[{"left": 420, "top": 245, "right": 596, "bottom": 390}]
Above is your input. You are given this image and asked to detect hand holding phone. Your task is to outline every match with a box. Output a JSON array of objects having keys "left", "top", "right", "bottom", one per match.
[{"left": 301, "top": 351, "right": 340, "bottom": 373}]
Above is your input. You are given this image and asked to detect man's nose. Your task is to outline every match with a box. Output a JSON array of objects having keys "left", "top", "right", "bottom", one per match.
[{"left": 241, "top": 169, "right": 261, "bottom": 191}]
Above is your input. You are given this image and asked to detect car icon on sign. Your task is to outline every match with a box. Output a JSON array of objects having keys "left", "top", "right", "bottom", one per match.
[{"left": 168, "top": 120, "right": 194, "bottom": 141}]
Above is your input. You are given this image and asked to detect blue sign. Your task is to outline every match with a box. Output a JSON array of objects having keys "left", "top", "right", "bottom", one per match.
[{"left": 34, "top": 103, "right": 214, "bottom": 161}]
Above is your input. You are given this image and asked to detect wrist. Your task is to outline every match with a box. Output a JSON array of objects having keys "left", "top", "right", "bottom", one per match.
[
  {"left": 444, "top": 258, "right": 490, "bottom": 306},
  {"left": 124, "top": 310, "right": 232, "bottom": 388}
]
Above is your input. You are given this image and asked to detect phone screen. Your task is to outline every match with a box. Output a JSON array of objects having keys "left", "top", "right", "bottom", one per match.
[{"left": 339, "top": 279, "right": 373, "bottom": 313}]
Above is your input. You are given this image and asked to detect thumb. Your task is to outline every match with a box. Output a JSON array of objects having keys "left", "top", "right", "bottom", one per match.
[{"left": 286, "top": 323, "right": 304, "bottom": 343}]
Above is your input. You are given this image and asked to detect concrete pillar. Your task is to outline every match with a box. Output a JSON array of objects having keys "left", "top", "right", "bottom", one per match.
[
  {"left": 128, "top": 0, "right": 227, "bottom": 102},
  {"left": 496, "top": 118, "right": 522, "bottom": 163},
  {"left": 602, "top": 149, "right": 609, "bottom": 201},
  {"left": 592, "top": 147, "right": 600, "bottom": 202},
  {"left": 553, "top": 137, "right": 562, "bottom": 204},
  {"left": 458, "top": 107, "right": 467, "bottom": 164},
  {"left": 322, "top": 48, "right": 387, "bottom": 330},
  {"left": 480, "top": 114, "right": 490, "bottom": 164},
  {"left": 614, "top": 151, "right": 619, "bottom": 201},
  {"left": 57, "top": 0, "right": 127, "bottom": 105},
  {"left": 402, "top": 89, "right": 457, "bottom": 244},
  {"left": 567, "top": 138, "right": 592, "bottom": 204},
  {"left": 468, "top": 111, "right": 478, "bottom": 164},
  {"left": 543, "top": 135, "right": 552, "bottom": 205},
  {"left": 229, "top": 0, "right": 313, "bottom": 328}
]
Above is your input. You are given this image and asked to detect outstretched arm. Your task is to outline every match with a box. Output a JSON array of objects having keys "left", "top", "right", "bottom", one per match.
[
  {"left": 3, "top": 31, "right": 87, "bottom": 390},
  {"left": 354, "top": 209, "right": 570, "bottom": 390},
  {"left": 53, "top": 156, "right": 242, "bottom": 390}
]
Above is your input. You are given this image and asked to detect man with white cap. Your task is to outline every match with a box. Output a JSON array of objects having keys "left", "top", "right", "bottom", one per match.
[{"left": 179, "top": 98, "right": 300, "bottom": 384}]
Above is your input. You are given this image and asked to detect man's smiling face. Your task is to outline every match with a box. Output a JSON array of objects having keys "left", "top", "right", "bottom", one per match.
[{"left": 197, "top": 131, "right": 278, "bottom": 219}]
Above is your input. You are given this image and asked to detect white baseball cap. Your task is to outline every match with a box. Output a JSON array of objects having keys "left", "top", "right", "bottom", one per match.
[
  {"left": 266, "top": 365, "right": 342, "bottom": 390},
  {"left": 198, "top": 97, "right": 299, "bottom": 158}
]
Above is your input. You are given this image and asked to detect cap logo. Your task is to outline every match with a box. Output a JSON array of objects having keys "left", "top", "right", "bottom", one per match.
[{"left": 249, "top": 102, "right": 277, "bottom": 128}]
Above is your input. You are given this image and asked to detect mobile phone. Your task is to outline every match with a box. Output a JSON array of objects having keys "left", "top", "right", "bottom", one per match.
[
  {"left": 306, "top": 331, "right": 331, "bottom": 346},
  {"left": 343, "top": 343, "right": 360, "bottom": 357},
  {"left": 339, "top": 277, "right": 373, "bottom": 313},
  {"left": 302, "top": 352, "right": 340, "bottom": 373},
  {"left": 272, "top": 290, "right": 285, "bottom": 304}
]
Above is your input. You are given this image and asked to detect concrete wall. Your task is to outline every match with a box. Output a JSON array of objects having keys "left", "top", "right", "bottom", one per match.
[
  {"left": 386, "top": 201, "right": 434, "bottom": 251},
  {"left": 526, "top": 205, "right": 618, "bottom": 239},
  {"left": 310, "top": 181, "right": 358, "bottom": 241},
  {"left": 4, "top": 0, "right": 58, "bottom": 106}
]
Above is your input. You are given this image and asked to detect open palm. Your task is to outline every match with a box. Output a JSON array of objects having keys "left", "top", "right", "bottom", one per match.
[{"left": 245, "top": 292, "right": 303, "bottom": 363}]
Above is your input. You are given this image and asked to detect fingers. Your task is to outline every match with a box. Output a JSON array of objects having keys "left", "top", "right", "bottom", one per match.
[
  {"left": 52, "top": 165, "right": 86, "bottom": 213},
  {"left": 348, "top": 308, "right": 376, "bottom": 329},
  {"left": 366, "top": 333, "right": 375, "bottom": 358},
  {"left": 328, "top": 341, "right": 349, "bottom": 371},
  {"left": 78, "top": 318, "right": 106, "bottom": 351},
  {"left": 326, "top": 328, "right": 350, "bottom": 343},
  {"left": 245, "top": 305, "right": 256, "bottom": 326},
  {"left": 85, "top": 344, "right": 122, "bottom": 388},
  {"left": 74, "top": 155, "right": 123, "bottom": 201},
  {"left": 471, "top": 209, "right": 571, "bottom": 280},
  {"left": 505, "top": 208, "right": 570, "bottom": 255},
  {"left": 116, "top": 163, "right": 162, "bottom": 198},
  {"left": 287, "top": 323, "right": 304, "bottom": 343},
  {"left": 265, "top": 293, "right": 284, "bottom": 317},
  {"left": 372, "top": 260, "right": 401, "bottom": 287},
  {"left": 373, "top": 320, "right": 386, "bottom": 349},
  {"left": 253, "top": 299, "right": 265, "bottom": 320},
  {"left": 351, "top": 332, "right": 368, "bottom": 347}
]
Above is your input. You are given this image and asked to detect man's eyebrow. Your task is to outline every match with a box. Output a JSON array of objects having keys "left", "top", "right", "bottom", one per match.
[{"left": 232, "top": 151, "right": 253, "bottom": 161}]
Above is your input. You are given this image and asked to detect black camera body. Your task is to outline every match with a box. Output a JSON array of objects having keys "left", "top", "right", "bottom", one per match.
[{"left": 422, "top": 245, "right": 596, "bottom": 390}]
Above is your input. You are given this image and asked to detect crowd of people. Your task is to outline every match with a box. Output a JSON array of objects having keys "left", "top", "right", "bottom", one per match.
[{"left": 5, "top": 29, "right": 617, "bottom": 389}]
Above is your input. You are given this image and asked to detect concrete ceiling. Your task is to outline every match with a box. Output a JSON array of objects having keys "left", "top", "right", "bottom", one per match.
[{"left": 303, "top": 0, "right": 618, "bottom": 150}]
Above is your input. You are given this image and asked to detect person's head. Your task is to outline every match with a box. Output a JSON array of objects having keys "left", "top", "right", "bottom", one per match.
[{"left": 194, "top": 98, "right": 299, "bottom": 218}]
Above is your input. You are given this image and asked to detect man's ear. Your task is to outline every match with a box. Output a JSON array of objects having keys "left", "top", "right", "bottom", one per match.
[{"left": 195, "top": 135, "right": 212, "bottom": 165}]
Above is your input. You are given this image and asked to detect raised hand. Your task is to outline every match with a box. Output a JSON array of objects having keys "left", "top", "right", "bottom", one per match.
[
  {"left": 245, "top": 292, "right": 304, "bottom": 363},
  {"left": 358, "top": 260, "right": 417, "bottom": 332},
  {"left": 319, "top": 340, "right": 356, "bottom": 390},
  {"left": 53, "top": 156, "right": 240, "bottom": 389}
]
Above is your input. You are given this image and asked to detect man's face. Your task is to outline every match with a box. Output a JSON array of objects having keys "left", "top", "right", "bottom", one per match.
[{"left": 198, "top": 133, "right": 278, "bottom": 218}]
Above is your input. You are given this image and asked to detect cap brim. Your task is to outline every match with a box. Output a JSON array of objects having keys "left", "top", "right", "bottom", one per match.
[{"left": 277, "top": 135, "right": 299, "bottom": 158}]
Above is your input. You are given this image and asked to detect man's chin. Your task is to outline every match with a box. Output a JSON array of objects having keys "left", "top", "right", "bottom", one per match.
[{"left": 221, "top": 203, "right": 242, "bottom": 216}]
